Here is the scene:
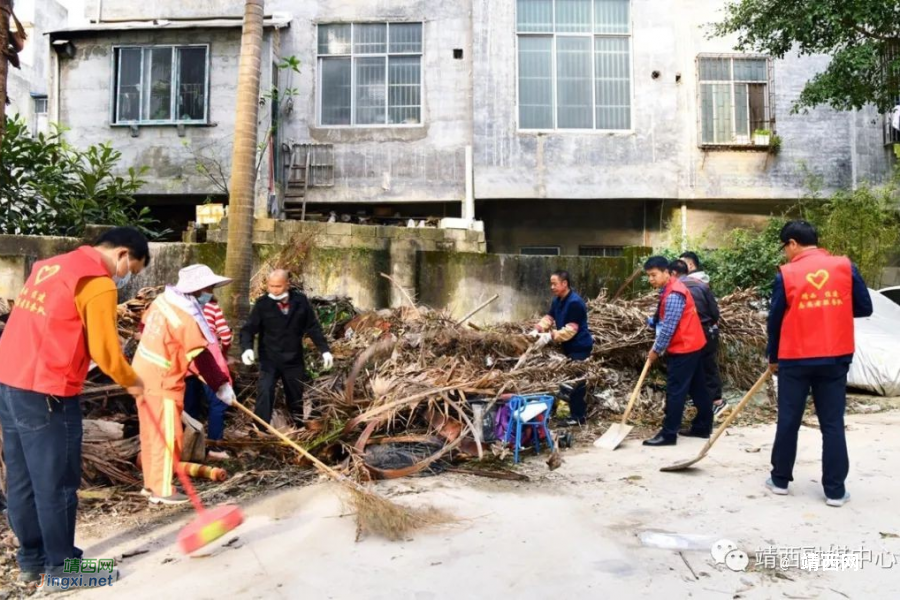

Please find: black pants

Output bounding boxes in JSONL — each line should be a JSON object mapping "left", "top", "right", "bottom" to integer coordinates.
{"left": 0, "top": 383, "right": 83, "bottom": 575}
{"left": 255, "top": 362, "right": 306, "bottom": 424}
{"left": 701, "top": 329, "right": 723, "bottom": 401}
{"left": 770, "top": 363, "right": 849, "bottom": 500}
{"left": 565, "top": 349, "right": 591, "bottom": 422}
{"left": 662, "top": 350, "right": 712, "bottom": 438}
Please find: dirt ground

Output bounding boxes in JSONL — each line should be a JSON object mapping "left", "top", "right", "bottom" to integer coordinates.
{"left": 19, "top": 408, "right": 886, "bottom": 600}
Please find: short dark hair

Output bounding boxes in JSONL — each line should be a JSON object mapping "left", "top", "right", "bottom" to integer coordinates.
{"left": 643, "top": 256, "right": 669, "bottom": 271}
{"left": 94, "top": 226, "right": 151, "bottom": 267}
{"left": 669, "top": 259, "right": 689, "bottom": 276}
{"left": 551, "top": 270, "right": 571, "bottom": 286}
{"left": 780, "top": 220, "right": 818, "bottom": 247}
{"left": 679, "top": 251, "right": 701, "bottom": 270}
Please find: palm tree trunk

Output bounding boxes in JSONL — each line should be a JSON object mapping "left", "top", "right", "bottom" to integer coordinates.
{"left": 0, "top": 0, "right": 13, "bottom": 145}
{"left": 222, "top": 0, "right": 265, "bottom": 325}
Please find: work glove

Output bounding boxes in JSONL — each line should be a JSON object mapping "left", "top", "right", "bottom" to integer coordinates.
{"left": 216, "top": 383, "right": 236, "bottom": 406}
{"left": 322, "top": 352, "right": 334, "bottom": 371}
{"left": 527, "top": 329, "right": 541, "bottom": 339}
{"left": 534, "top": 332, "right": 553, "bottom": 349}
{"left": 241, "top": 349, "right": 255, "bottom": 366}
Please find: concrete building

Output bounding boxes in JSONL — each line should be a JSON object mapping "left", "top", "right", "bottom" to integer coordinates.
{"left": 6, "top": 0, "right": 67, "bottom": 136}
{"left": 44, "top": 0, "right": 894, "bottom": 250}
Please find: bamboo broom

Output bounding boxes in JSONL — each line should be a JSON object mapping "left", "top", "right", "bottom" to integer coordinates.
{"left": 232, "top": 401, "right": 452, "bottom": 541}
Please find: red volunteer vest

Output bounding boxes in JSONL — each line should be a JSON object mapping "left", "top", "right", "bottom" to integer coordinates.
{"left": 0, "top": 246, "right": 111, "bottom": 396}
{"left": 659, "top": 278, "right": 706, "bottom": 355}
{"left": 778, "top": 248, "right": 854, "bottom": 360}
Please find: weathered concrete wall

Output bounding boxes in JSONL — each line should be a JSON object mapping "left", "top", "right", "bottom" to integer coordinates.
{"left": 206, "top": 219, "right": 486, "bottom": 253}
{"left": 0, "top": 235, "right": 645, "bottom": 323}
{"left": 472, "top": 0, "right": 892, "bottom": 202}
{"left": 416, "top": 247, "right": 648, "bottom": 323}
{"left": 52, "top": 27, "right": 274, "bottom": 201}
{"left": 6, "top": 0, "right": 68, "bottom": 132}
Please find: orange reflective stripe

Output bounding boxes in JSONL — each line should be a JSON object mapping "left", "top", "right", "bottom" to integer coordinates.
{"left": 137, "top": 344, "right": 172, "bottom": 369}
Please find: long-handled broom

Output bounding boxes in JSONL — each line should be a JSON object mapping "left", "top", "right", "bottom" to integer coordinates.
{"left": 232, "top": 401, "right": 451, "bottom": 541}
{"left": 140, "top": 398, "right": 244, "bottom": 553}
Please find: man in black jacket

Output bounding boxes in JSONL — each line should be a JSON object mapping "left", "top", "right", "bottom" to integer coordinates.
{"left": 240, "top": 270, "right": 333, "bottom": 425}
{"left": 669, "top": 260, "right": 726, "bottom": 416}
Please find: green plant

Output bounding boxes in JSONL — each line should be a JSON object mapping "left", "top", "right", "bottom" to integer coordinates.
{"left": 768, "top": 134, "right": 782, "bottom": 154}
{"left": 799, "top": 170, "right": 900, "bottom": 286}
{"left": 0, "top": 116, "right": 164, "bottom": 238}
{"left": 753, "top": 129, "right": 772, "bottom": 136}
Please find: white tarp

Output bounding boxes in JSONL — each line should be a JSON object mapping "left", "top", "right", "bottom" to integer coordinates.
{"left": 848, "top": 290, "right": 900, "bottom": 396}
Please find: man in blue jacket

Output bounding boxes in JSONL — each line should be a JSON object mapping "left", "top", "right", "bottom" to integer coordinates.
{"left": 529, "top": 270, "right": 594, "bottom": 426}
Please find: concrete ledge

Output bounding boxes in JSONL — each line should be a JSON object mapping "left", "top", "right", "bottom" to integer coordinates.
{"left": 351, "top": 224, "right": 377, "bottom": 238}
{"left": 326, "top": 222, "right": 352, "bottom": 236}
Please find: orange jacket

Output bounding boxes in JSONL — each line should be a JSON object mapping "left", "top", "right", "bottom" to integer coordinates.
{"left": 659, "top": 278, "right": 707, "bottom": 355}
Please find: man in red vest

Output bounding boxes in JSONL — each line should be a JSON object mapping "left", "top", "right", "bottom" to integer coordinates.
{"left": 766, "top": 220, "right": 872, "bottom": 507}
{"left": 642, "top": 256, "right": 712, "bottom": 446}
{"left": 0, "top": 227, "right": 149, "bottom": 587}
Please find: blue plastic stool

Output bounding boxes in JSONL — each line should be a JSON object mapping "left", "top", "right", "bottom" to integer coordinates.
{"left": 502, "top": 394, "right": 555, "bottom": 464}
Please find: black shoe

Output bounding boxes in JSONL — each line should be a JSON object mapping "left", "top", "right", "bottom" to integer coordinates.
{"left": 678, "top": 429, "right": 711, "bottom": 439}
{"left": 712, "top": 401, "right": 727, "bottom": 416}
{"left": 18, "top": 570, "right": 41, "bottom": 584}
{"left": 643, "top": 434, "right": 677, "bottom": 447}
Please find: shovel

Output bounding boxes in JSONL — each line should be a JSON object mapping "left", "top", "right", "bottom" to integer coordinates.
{"left": 660, "top": 369, "right": 772, "bottom": 473}
{"left": 594, "top": 358, "right": 652, "bottom": 450}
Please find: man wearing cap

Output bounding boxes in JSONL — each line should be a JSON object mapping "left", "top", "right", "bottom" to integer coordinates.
{"left": 0, "top": 227, "right": 148, "bottom": 587}
{"left": 240, "top": 269, "right": 333, "bottom": 426}
{"left": 132, "top": 264, "right": 236, "bottom": 505}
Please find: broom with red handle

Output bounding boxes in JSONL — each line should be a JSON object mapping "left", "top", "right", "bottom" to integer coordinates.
{"left": 139, "top": 397, "right": 244, "bottom": 553}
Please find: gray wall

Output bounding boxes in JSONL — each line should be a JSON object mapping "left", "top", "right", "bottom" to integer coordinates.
{"left": 472, "top": 0, "right": 892, "bottom": 201}
{"left": 6, "top": 0, "right": 68, "bottom": 132}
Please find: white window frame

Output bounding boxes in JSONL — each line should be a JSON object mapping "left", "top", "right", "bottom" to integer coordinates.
{"left": 515, "top": 0, "right": 634, "bottom": 133}
{"left": 110, "top": 44, "right": 211, "bottom": 126}
{"left": 697, "top": 54, "right": 773, "bottom": 147}
{"left": 315, "top": 22, "right": 425, "bottom": 129}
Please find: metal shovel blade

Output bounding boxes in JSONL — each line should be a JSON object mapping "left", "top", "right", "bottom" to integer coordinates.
{"left": 659, "top": 449, "right": 709, "bottom": 472}
{"left": 593, "top": 422, "right": 633, "bottom": 450}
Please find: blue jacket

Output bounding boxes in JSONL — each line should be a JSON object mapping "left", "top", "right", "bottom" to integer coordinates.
{"left": 547, "top": 290, "right": 593, "bottom": 357}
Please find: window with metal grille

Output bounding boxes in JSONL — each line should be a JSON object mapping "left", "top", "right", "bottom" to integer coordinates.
{"left": 317, "top": 23, "right": 423, "bottom": 127}
{"left": 112, "top": 46, "right": 209, "bottom": 124}
{"left": 698, "top": 55, "right": 773, "bottom": 146}
{"left": 516, "top": 0, "right": 632, "bottom": 131}
{"left": 520, "top": 246, "right": 561, "bottom": 256}
{"left": 33, "top": 96, "right": 48, "bottom": 114}
{"left": 578, "top": 245, "right": 623, "bottom": 257}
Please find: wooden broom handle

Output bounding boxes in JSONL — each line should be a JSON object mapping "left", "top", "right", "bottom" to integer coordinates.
{"left": 621, "top": 359, "right": 652, "bottom": 425}
{"left": 702, "top": 370, "right": 772, "bottom": 453}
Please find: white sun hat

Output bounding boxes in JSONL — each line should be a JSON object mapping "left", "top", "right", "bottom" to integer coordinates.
{"left": 174, "top": 264, "right": 232, "bottom": 294}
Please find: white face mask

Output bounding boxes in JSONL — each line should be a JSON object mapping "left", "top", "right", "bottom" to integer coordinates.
{"left": 112, "top": 254, "right": 132, "bottom": 290}
{"left": 268, "top": 292, "right": 289, "bottom": 301}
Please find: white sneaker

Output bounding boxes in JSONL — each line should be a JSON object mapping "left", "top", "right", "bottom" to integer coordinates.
{"left": 149, "top": 492, "right": 189, "bottom": 505}
{"left": 139, "top": 488, "right": 151, "bottom": 497}
{"left": 825, "top": 492, "right": 851, "bottom": 507}
{"left": 765, "top": 478, "right": 788, "bottom": 495}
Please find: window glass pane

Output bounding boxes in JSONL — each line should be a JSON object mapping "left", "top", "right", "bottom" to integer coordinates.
{"left": 318, "top": 24, "right": 351, "bottom": 55}
{"left": 517, "top": 0, "right": 553, "bottom": 33}
{"left": 700, "top": 85, "right": 714, "bottom": 144}
{"left": 556, "top": 37, "right": 593, "bottom": 129}
{"left": 699, "top": 57, "right": 731, "bottom": 81}
{"left": 594, "top": 0, "right": 629, "bottom": 34}
{"left": 177, "top": 47, "right": 206, "bottom": 121}
{"left": 388, "top": 56, "right": 421, "bottom": 124}
{"left": 355, "top": 57, "right": 386, "bottom": 125}
{"left": 735, "top": 83, "right": 749, "bottom": 139}
{"left": 389, "top": 23, "right": 422, "bottom": 53}
{"left": 594, "top": 36, "right": 630, "bottom": 129}
{"left": 321, "top": 57, "right": 351, "bottom": 125}
{"left": 748, "top": 83, "right": 768, "bottom": 131}
{"left": 711, "top": 83, "right": 733, "bottom": 142}
{"left": 144, "top": 47, "right": 172, "bottom": 121}
{"left": 117, "top": 48, "right": 142, "bottom": 121}
{"left": 555, "top": 0, "right": 591, "bottom": 33}
{"left": 518, "top": 36, "right": 553, "bottom": 128}
{"left": 354, "top": 24, "right": 387, "bottom": 54}
{"left": 734, "top": 58, "right": 767, "bottom": 81}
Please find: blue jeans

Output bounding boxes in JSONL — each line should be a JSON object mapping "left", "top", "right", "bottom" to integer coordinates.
{"left": 770, "top": 363, "right": 850, "bottom": 500}
{"left": 0, "top": 383, "right": 83, "bottom": 574}
{"left": 183, "top": 376, "right": 227, "bottom": 441}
